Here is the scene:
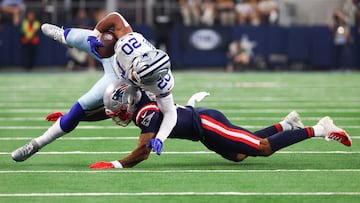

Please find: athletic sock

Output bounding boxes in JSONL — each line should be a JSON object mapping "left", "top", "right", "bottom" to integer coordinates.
{"left": 34, "top": 102, "right": 85, "bottom": 148}
{"left": 267, "top": 127, "right": 314, "bottom": 152}
{"left": 312, "top": 124, "right": 325, "bottom": 137}
{"left": 34, "top": 119, "right": 66, "bottom": 147}
{"left": 279, "top": 120, "right": 292, "bottom": 131}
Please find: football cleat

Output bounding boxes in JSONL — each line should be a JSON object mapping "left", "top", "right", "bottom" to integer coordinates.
{"left": 11, "top": 140, "right": 40, "bottom": 162}
{"left": 317, "top": 116, "right": 352, "bottom": 147}
{"left": 41, "top": 23, "right": 67, "bottom": 45}
{"left": 283, "top": 110, "right": 305, "bottom": 130}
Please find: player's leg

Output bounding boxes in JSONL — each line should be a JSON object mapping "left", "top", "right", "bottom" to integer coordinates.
{"left": 41, "top": 24, "right": 102, "bottom": 61}
{"left": 260, "top": 116, "right": 351, "bottom": 156}
{"left": 254, "top": 111, "right": 304, "bottom": 138}
{"left": 199, "top": 108, "right": 262, "bottom": 158}
{"left": 11, "top": 61, "right": 119, "bottom": 162}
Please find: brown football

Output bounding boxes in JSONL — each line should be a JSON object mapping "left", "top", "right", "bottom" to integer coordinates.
{"left": 96, "top": 31, "right": 116, "bottom": 58}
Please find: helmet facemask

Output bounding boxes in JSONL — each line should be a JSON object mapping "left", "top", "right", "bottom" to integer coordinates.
{"left": 105, "top": 103, "right": 133, "bottom": 127}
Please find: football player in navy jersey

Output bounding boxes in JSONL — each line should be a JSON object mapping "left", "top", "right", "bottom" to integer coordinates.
{"left": 11, "top": 12, "right": 175, "bottom": 162}
{"left": 90, "top": 80, "right": 352, "bottom": 169}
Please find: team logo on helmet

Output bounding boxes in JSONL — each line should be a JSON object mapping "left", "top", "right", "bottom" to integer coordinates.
{"left": 103, "top": 80, "right": 133, "bottom": 126}
{"left": 130, "top": 49, "right": 170, "bottom": 85}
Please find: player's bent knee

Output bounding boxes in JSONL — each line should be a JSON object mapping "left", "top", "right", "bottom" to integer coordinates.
{"left": 258, "top": 139, "right": 274, "bottom": 156}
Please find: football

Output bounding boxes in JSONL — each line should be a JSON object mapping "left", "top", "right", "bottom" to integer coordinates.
{"left": 96, "top": 31, "right": 116, "bottom": 58}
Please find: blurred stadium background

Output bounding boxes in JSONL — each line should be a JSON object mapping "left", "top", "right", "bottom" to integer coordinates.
{"left": 0, "top": 0, "right": 359, "bottom": 72}
{"left": 1, "top": 1, "right": 360, "bottom": 202}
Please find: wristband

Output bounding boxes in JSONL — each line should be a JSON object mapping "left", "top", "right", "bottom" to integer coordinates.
{"left": 111, "top": 160, "right": 123, "bottom": 168}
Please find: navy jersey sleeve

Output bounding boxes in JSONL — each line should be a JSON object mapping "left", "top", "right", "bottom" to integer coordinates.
{"left": 135, "top": 103, "right": 162, "bottom": 134}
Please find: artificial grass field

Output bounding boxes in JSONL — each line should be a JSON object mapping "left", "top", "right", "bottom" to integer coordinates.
{"left": 0, "top": 71, "right": 359, "bottom": 203}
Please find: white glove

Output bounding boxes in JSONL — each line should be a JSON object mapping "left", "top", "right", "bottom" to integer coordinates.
{"left": 186, "top": 91, "right": 210, "bottom": 107}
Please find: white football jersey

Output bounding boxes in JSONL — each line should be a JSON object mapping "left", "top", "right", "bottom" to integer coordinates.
{"left": 113, "top": 32, "right": 174, "bottom": 97}
{"left": 113, "top": 32, "right": 155, "bottom": 78}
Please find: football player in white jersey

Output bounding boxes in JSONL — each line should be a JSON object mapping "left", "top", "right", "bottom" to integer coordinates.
{"left": 87, "top": 12, "right": 176, "bottom": 154}
{"left": 11, "top": 12, "right": 175, "bottom": 162}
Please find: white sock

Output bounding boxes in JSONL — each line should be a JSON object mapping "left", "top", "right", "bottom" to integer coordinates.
{"left": 312, "top": 124, "right": 325, "bottom": 137}
{"left": 34, "top": 118, "right": 66, "bottom": 148}
{"left": 279, "top": 120, "right": 292, "bottom": 131}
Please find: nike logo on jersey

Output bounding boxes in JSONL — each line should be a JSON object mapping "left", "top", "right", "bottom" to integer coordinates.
{"left": 141, "top": 111, "right": 155, "bottom": 127}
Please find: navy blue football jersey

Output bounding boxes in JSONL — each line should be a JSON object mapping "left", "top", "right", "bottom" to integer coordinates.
{"left": 132, "top": 90, "right": 263, "bottom": 159}
{"left": 132, "top": 91, "right": 203, "bottom": 141}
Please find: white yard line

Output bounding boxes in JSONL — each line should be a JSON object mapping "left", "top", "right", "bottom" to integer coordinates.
{"left": 0, "top": 169, "right": 359, "bottom": 173}
{"left": 0, "top": 126, "right": 138, "bottom": 129}
{"left": 2, "top": 109, "right": 360, "bottom": 113}
{"left": 0, "top": 192, "right": 359, "bottom": 197}
{"left": 1, "top": 116, "right": 360, "bottom": 121}
{"left": 0, "top": 151, "right": 359, "bottom": 155}
{"left": 1, "top": 125, "right": 360, "bottom": 130}
{"left": 1, "top": 136, "right": 360, "bottom": 140}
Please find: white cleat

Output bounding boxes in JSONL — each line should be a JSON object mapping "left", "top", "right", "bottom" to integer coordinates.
{"left": 11, "top": 140, "right": 40, "bottom": 162}
{"left": 41, "top": 23, "right": 67, "bottom": 45}
{"left": 283, "top": 110, "right": 305, "bottom": 130}
{"left": 317, "top": 116, "right": 352, "bottom": 147}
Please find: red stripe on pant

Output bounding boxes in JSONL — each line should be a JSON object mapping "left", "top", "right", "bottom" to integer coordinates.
{"left": 200, "top": 115, "right": 260, "bottom": 149}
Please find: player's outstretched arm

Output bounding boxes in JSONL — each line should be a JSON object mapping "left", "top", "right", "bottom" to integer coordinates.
{"left": 89, "top": 133, "right": 154, "bottom": 169}
{"left": 93, "top": 12, "right": 133, "bottom": 40}
{"left": 46, "top": 107, "right": 110, "bottom": 122}
{"left": 153, "top": 93, "right": 177, "bottom": 153}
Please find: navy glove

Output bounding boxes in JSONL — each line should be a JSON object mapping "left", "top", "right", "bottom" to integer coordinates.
{"left": 87, "top": 35, "right": 104, "bottom": 58}
{"left": 147, "top": 138, "right": 163, "bottom": 156}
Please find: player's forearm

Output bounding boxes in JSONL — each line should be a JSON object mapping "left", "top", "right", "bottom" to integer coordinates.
{"left": 81, "top": 107, "right": 110, "bottom": 121}
{"left": 156, "top": 94, "right": 177, "bottom": 142}
{"left": 118, "top": 133, "right": 154, "bottom": 168}
{"left": 94, "top": 12, "right": 132, "bottom": 39}
{"left": 119, "top": 145, "right": 151, "bottom": 168}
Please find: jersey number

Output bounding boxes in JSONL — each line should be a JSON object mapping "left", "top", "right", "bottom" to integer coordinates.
{"left": 157, "top": 73, "right": 171, "bottom": 90}
{"left": 121, "top": 38, "right": 141, "bottom": 55}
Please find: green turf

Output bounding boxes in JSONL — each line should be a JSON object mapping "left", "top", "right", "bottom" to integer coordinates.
{"left": 0, "top": 71, "right": 359, "bottom": 203}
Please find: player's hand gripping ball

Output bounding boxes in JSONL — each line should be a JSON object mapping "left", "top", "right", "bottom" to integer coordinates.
{"left": 96, "top": 31, "right": 116, "bottom": 58}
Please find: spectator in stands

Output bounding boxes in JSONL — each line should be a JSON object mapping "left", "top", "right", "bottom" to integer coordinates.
{"left": 257, "top": 0, "right": 279, "bottom": 25}
{"left": 234, "top": 0, "right": 259, "bottom": 25}
{"left": 0, "top": 0, "right": 23, "bottom": 25}
{"left": 20, "top": 10, "right": 40, "bottom": 71}
{"left": 330, "top": 6, "right": 354, "bottom": 71}
{"left": 153, "top": 1, "right": 173, "bottom": 52}
{"left": 40, "top": 0, "right": 54, "bottom": 23}
{"left": 226, "top": 34, "right": 256, "bottom": 72}
{"left": 200, "top": 0, "right": 216, "bottom": 26}
{"left": 216, "top": 0, "right": 235, "bottom": 26}
{"left": 66, "top": 8, "right": 96, "bottom": 72}
{"left": 355, "top": 1, "right": 360, "bottom": 69}
{"left": 179, "top": 0, "right": 201, "bottom": 26}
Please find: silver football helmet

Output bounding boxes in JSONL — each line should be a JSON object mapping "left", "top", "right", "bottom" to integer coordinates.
{"left": 129, "top": 49, "right": 170, "bottom": 85}
{"left": 103, "top": 80, "right": 133, "bottom": 126}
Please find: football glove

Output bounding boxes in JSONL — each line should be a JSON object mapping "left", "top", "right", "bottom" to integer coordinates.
{"left": 89, "top": 160, "right": 123, "bottom": 169}
{"left": 87, "top": 35, "right": 104, "bottom": 59}
{"left": 147, "top": 138, "right": 163, "bottom": 155}
{"left": 45, "top": 111, "right": 64, "bottom": 122}
{"left": 89, "top": 161, "right": 114, "bottom": 169}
